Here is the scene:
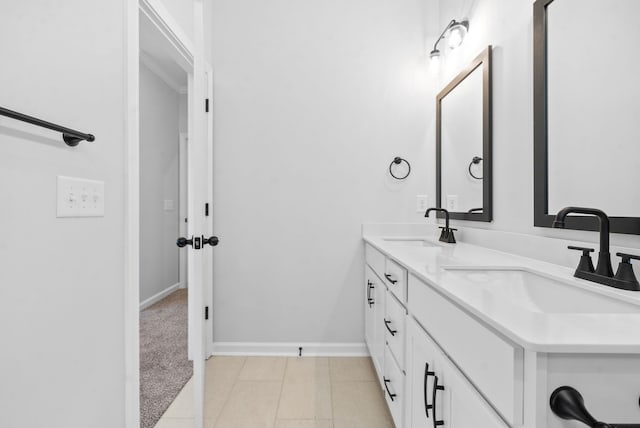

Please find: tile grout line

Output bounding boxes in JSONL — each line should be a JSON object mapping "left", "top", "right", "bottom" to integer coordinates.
{"left": 328, "top": 358, "right": 336, "bottom": 428}
{"left": 209, "top": 356, "right": 248, "bottom": 428}
{"left": 329, "top": 358, "right": 337, "bottom": 428}
{"left": 271, "top": 357, "right": 288, "bottom": 428}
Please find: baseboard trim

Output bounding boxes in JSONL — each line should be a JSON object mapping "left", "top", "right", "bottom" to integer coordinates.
{"left": 210, "top": 342, "right": 369, "bottom": 357}
{"left": 139, "top": 282, "right": 181, "bottom": 311}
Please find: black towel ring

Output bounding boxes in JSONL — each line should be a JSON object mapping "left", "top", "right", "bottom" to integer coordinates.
{"left": 389, "top": 157, "right": 411, "bottom": 180}
{"left": 468, "top": 156, "right": 483, "bottom": 180}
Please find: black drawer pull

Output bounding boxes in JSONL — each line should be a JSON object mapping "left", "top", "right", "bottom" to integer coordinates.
{"left": 383, "top": 377, "right": 397, "bottom": 401}
{"left": 433, "top": 375, "right": 445, "bottom": 427}
{"left": 367, "top": 280, "right": 375, "bottom": 307}
{"left": 424, "top": 362, "right": 434, "bottom": 418}
{"left": 384, "top": 319, "right": 397, "bottom": 336}
{"left": 384, "top": 273, "right": 398, "bottom": 284}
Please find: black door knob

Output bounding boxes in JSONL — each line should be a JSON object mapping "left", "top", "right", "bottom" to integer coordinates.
{"left": 176, "top": 237, "right": 193, "bottom": 248}
{"left": 203, "top": 236, "right": 219, "bottom": 247}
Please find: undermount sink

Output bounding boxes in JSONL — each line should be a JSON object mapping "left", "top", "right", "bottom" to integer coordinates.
{"left": 381, "top": 238, "right": 439, "bottom": 247}
{"left": 442, "top": 267, "right": 639, "bottom": 314}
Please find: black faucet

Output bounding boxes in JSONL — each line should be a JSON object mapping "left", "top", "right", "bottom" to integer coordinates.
{"left": 553, "top": 206, "right": 640, "bottom": 291}
{"left": 425, "top": 208, "right": 456, "bottom": 243}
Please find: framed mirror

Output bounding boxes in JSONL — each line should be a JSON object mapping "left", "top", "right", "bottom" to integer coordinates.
{"left": 436, "top": 46, "right": 493, "bottom": 222}
{"left": 534, "top": 0, "right": 640, "bottom": 234}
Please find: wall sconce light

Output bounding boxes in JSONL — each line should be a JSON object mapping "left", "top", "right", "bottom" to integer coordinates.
{"left": 429, "top": 19, "right": 469, "bottom": 64}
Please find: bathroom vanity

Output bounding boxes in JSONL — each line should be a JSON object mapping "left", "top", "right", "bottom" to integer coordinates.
{"left": 363, "top": 228, "right": 640, "bottom": 428}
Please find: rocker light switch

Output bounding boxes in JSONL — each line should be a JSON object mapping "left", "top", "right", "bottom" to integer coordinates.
{"left": 416, "top": 195, "right": 429, "bottom": 212}
{"left": 446, "top": 195, "right": 459, "bottom": 212}
{"left": 57, "top": 176, "right": 105, "bottom": 217}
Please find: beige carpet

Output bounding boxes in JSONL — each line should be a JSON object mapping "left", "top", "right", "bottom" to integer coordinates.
{"left": 140, "top": 288, "right": 192, "bottom": 428}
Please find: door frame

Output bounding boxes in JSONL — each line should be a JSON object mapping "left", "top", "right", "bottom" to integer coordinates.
{"left": 179, "top": 132, "right": 188, "bottom": 291}
{"left": 124, "top": 1, "right": 207, "bottom": 427}
{"left": 204, "top": 63, "right": 214, "bottom": 358}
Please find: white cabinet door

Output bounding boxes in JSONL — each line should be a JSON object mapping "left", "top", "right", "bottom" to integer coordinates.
{"left": 365, "top": 266, "right": 384, "bottom": 384}
{"left": 364, "top": 267, "right": 376, "bottom": 353}
{"left": 408, "top": 318, "right": 441, "bottom": 428}
{"left": 444, "top": 360, "right": 508, "bottom": 428}
{"left": 408, "top": 318, "right": 507, "bottom": 428}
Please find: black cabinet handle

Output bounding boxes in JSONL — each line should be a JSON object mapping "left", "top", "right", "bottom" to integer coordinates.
{"left": 366, "top": 281, "right": 375, "bottom": 307}
{"left": 384, "top": 273, "right": 398, "bottom": 284}
{"left": 424, "top": 362, "right": 435, "bottom": 418}
{"left": 383, "top": 377, "right": 397, "bottom": 401}
{"left": 432, "top": 375, "right": 445, "bottom": 427}
{"left": 384, "top": 319, "right": 397, "bottom": 336}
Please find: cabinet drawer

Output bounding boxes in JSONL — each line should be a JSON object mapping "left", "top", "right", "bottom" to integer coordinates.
{"left": 408, "top": 274, "right": 523, "bottom": 426}
{"left": 365, "top": 244, "right": 386, "bottom": 280}
{"left": 384, "top": 346, "right": 404, "bottom": 428}
{"left": 384, "top": 290, "right": 406, "bottom": 370}
{"left": 384, "top": 258, "right": 407, "bottom": 302}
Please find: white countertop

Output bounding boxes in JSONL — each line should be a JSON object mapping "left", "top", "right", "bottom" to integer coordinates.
{"left": 364, "top": 233, "right": 640, "bottom": 353}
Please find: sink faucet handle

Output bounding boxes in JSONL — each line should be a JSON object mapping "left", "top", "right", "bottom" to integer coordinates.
{"left": 568, "top": 246, "right": 594, "bottom": 255}
{"left": 616, "top": 252, "right": 640, "bottom": 263}
{"left": 568, "top": 246, "right": 595, "bottom": 274}
{"left": 614, "top": 253, "right": 640, "bottom": 285}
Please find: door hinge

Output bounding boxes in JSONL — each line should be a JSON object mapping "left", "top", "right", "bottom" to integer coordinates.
{"left": 205, "top": 203, "right": 209, "bottom": 216}
{"left": 205, "top": 306, "right": 209, "bottom": 320}
{"left": 205, "top": 98, "right": 210, "bottom": 112}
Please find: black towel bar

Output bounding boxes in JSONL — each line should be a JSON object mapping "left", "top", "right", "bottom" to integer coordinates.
{"left": 0, "top": 106, "right": 95, "bottom": 146}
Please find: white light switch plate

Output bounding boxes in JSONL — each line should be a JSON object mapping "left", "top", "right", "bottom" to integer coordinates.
{"left": 416, "top": 195, "right": 429, "bottom": 212}
{"left": 57, "top": 176, "right": 105, "bottom": 217}
{"left": 446, "top": 195, "right": 459, "bottom": 212}
{"left": 163, "top": 199, "right": 175, "bottom": 211}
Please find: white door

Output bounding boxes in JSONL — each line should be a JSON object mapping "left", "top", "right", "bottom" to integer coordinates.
{"left": 179, "top": 54, "right": 216, "bottom": 428}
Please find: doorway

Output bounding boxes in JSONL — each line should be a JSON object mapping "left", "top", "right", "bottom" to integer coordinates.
{"left": 138, "top": 44, "right": 190, "bottom": 427}
{"left": 126, "top": 1, "right": 212, "bottom": 428}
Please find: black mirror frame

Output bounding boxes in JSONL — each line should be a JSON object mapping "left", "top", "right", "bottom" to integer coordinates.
{"left": 436, "top": 45, "right": 493, "bottom": 222}
{"left": 533, "top": 0, "right": 640, "bottom": 235}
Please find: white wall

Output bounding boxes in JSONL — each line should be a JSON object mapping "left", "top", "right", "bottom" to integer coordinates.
{"left": 139, "top": 63, "right": 181, "bottom": 302}
{"left": 0, "top": 2, "right": 126, "bottom": 427}
{"left": 434, "top": 0, "right": 640, "bottom": 249}
{"left": 210, "top": 0, "right": 439, "bottom": 344}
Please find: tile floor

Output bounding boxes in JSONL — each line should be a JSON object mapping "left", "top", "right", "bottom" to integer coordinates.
{"left": 155, "top": 356, "right": 394, "bottom": 428}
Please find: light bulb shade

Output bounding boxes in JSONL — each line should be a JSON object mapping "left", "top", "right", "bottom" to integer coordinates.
{"left": 447, "top": 20, "right": 468, "bottom": 49}
{"left": 429, "top": 49, "right": 441, "bottom": 60}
